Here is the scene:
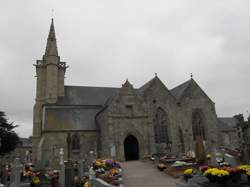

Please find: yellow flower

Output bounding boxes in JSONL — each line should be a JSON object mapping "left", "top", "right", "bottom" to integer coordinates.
{"left": 203, "top": 168, "right": 229, "bottom": 177}
{"left": 111, "top": 168, "right": 119, "bottom": 175}
{"left": 184, "top": 168, "right": 193, "bottom": 175}
{"left": 33, "top": 176, "right": 40, "bottom": 184}
{"left": 238, "top": 165, "right": 250, "bottom": 172}
{"left": 84, "top": 181, "right": 90, "bottom": 187}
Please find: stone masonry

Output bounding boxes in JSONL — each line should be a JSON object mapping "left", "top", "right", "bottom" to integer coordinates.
{"left": 33, "top": 19, "right": 224, "bottom": 166}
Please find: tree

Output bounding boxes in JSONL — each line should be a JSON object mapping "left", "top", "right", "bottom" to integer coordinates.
{"left": 0, "top": 111, "right": 20, "bottom": 155}
{"left": 234, "top": 114, "right": 250, "bottom": 163}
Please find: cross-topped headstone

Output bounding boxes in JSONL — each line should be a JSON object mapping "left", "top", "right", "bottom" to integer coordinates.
{"left": 59, "top": 148, "right": 65, "bottom": 187}
{"left": 66, "top": 133, "right": 71, "bottom": 160}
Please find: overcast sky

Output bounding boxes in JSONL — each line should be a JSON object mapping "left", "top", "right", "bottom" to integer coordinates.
{"left": 1, "top": 0, "right": 250, "bottom": 137}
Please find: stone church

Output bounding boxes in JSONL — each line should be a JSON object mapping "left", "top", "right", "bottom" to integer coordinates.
{"left": 33, "top": 19, "right": 220, "bottom": 164}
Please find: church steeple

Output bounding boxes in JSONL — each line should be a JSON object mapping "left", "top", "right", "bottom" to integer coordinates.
{"left": 45, "top": 19, "right": 58, "bottom": 56}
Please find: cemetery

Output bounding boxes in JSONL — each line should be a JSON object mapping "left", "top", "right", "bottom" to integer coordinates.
{"left": 0, "top": 148, "right": 123, "bottom": 187}
{"left": 1, "top": 135, "right": 250, "bottom": 187}
{"left": 1, "top": 2, "right": 250, "bottom": 187}
{"left": 150, "top": 136, "right": 250, "bottom": 187}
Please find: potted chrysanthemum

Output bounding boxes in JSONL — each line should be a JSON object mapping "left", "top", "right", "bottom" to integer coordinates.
{"left": 203, "top": 168, "right": 230, "bottom": 184}
{"left": 238, "top": 165, "right": 250, "bottom": 181}
{"left": 183, "top": 168, "right": 193, "bottom": 182}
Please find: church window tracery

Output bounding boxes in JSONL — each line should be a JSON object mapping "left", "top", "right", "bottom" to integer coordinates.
{"left": 192, "top": 109, "right": 206, "bottom": 140}
{"left": 154, "top": 107, "right": 169, "bottom": 144}
{"left": 72, "top": 133, "right": 80, "bottom": 150}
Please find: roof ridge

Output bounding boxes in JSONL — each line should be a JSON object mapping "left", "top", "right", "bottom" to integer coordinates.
{"left": 65, "top": 85, "right": 119, "bottom": 89}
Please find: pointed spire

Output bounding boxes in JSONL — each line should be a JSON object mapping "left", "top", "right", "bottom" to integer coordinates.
{"left": 45, "top": 19, "right": 58, "bottom": 56}
{"left": 122, "top": 79, "right": 133, "bottom": 89}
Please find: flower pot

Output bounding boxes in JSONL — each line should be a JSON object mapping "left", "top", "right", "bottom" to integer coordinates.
{"left": 183, "top": 174, "right": 193, "bottom": 182}
{"left": 207, "top": 175, "right": 216, "bottom": 183}
{"left": 229, "top": 172, "right": 240, "bottom": 183}
{"left": 248, "top": 175, "right": 250, "bottom": 181}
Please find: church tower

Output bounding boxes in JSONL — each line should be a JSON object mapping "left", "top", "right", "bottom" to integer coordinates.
{"left": 32, "top": 19, "right": 67, "bottom": 161}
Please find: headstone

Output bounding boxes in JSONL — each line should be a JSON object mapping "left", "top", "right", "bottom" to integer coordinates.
{"left": 195, "top": 136, "right": 206, "bottom": 163}
{"left": 1, "top": 165, "right": 8, "bottom": 185}
{"left": 78, "top": 160, "right": 84, "bottom": 178}
{"left": 65, "top": 161, "right": 74, "bottom": 187}
{"left": 10, "top": 158, "right": 22, "bottom": 187}
{"left": 59, "top": 164, "right": 65, "bottom": 187}
{"left": 87, "top": 150, "right": 95, "bottom": 170}
{"left": 110, "top": 145, "right": 116, "bottom": 157}
{"left": 89, "top": 167, "right": 96, "bottom": 183}
{"left": 59, "top": 148, "right": 64, "bottom": 165}
{"left": 59, "top": 148, "right": 65, "bottom": 187}
{"left": 224, "top": 153, "right": 237, "bottom": 167}
{"left": 34, "top": 160, "right": 45, "bottom": 171}
{"left": 210, "top": 142, "right": 218, "bottom": 167}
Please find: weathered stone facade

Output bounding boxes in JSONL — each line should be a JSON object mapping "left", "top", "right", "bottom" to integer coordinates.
{"left": 33, "top": 20, "right": 223, "bottom": 165}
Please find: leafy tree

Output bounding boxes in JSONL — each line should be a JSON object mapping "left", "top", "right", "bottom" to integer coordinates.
{"left": 234, "top": 113, "right": 250, "bottom": 163}
{"left": 234, "top": 114, "right": 249, "bottom": 129}
{"left": 0, "top": 111, "right": 20, "bottom": 155}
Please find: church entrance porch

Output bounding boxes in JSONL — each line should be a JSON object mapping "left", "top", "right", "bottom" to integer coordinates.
{"left": 124, "top": 135, "right": 139, "bottom": 161}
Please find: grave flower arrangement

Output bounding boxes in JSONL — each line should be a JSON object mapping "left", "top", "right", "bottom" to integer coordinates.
{"left": 183, "top": 168, "right": 193, "bottom": 181}
{"left": 92, "top": 159, "right": 122, "bottom": 186}
{"left": 203, "top": 168, "right": 230, "bottom": 183}
{"left": 21, "top": 169, "right": 59, "bottom": 187}
{"left": 221, "top": 166, "right": 241, "bottom": 183}
{"left": 238, "top": 165, "right": 250, "bottom": 181}
{"left": 238, "top": 165, "right": 250, "bottom": 174}
{"left": 199, "top": 165, "right": 210, "bottom": 174}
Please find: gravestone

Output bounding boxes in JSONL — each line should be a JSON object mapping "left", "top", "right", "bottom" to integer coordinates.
{"left": 224, "top": 153, "right": 237, "bottom": 167}
{"left": 34, "top": 160, "right": 45, "bottom": 171}
{"left": 89, "top": 167, "right": 96, "bottom": 185}
{"left": 210, "top": 142, "right": 218, "bottom": 167}
{"left": 195, "top": 136, "right": 206, "bottom": 163}
{"left": 78, "top": 160, "right": 84, "bottom": 178}
{"left": 59, "top": 163, "right": 65, "bottom": 187}
{"left": 87, "top": 151, "right": 95, "bottom": 169}
{"left": 59, "top": 148, "right": 65, "bottom": 187}
{"left": 1, "top": 165, "right": 8, "bottom": 185}
{"left": 65, "top": 161, "right": 74, "bottom": 187}
{"left": 10, "top": 158, "right": 22, "bottom": 187}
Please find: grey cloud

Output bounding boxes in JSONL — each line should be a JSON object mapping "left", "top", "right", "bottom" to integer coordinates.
{"left": 1, "top": 0, "right": 250, "bottom": 137}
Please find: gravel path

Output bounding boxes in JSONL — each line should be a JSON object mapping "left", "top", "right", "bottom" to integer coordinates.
{"left": 121, "top": 161, "right": 180, "bottom": 187}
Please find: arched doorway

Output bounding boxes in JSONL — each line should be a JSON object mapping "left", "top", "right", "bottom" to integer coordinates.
{"left": 124, "top": 135, "right": 139, "bottom": 161}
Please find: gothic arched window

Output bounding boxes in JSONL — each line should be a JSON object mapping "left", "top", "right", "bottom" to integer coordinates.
{"left": 192, "top": 109, "right": 206, "bottom": 140}
{"left": 72, "top": 133, "right": 80, "bottom": 150}
{"left": 154, "top": 107, "right": 169, "bottom": 144}
{"left": 179, "top": 127, "right": 185, "bottom": 153}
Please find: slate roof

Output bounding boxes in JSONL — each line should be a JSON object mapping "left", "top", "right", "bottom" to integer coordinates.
{"left": 57, "top": 85, "right": 119, "bottom": 106}
{"left": 217, "top": 117, "right": 238, "bottom": 133}
{"left": 139, "top": 77, "right": 155, "bottom": 93}
{"left": 18, "top": 138, "right": 32, "bottom": 148}
{"left": 47, "top": 78, "right": 214, "bottom": 131}
{"left": 45, "top": 107, "right": 101, "bottom": 130}
{"left": 218, "top": 117, "right": 238, "bottom": 128}
{"left": 170, "top": 78, "right": 214, "bottom": 103}
{"left": 46, "top": 86, "right": 119, "bottom": 131}
{"left": 170, "top": 79, "right": 192, "bottom": 100}
{"left": 138, "top": 76, "right": 170, "bottom": 94}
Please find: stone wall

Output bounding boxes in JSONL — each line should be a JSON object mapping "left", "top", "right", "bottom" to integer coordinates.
{"left": 179, "top": 80, "right": 219, "bottom": 151}
{"left": 37, "top": 131, "right": 98, "bottom": 168}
